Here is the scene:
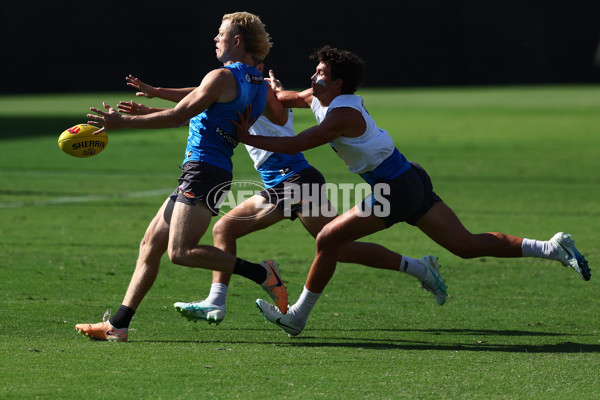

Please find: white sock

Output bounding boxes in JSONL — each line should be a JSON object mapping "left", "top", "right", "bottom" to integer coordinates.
{"left": 521, "top": 238, "right": 558, "bottom": 260}
{"left": 399, "top": 256, "right": 428, "bottom": 281}
{"left": 204, "top": 283, "right": 228, "bottom": 306}
{"left": 290, "top": 286, "right": 321, "bottom": 323}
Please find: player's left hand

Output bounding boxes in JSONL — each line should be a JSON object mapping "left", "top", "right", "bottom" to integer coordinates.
{"left": 232, "top": 104, "right": 256, "bottom": 143}
{"left": 126, "top": 75, "right": 157, "bottom": 98}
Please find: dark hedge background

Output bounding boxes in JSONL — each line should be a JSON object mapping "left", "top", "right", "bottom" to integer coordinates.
{"left": 2, "top": 0, "right": 599, "bottom": 93}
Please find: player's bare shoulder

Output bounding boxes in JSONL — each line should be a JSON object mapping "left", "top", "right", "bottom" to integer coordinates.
{"left": 198, "top": 67, "right": 238, "bottom": 103}
{"left": 323, "top": 106, "right": 365, "bottom": 138}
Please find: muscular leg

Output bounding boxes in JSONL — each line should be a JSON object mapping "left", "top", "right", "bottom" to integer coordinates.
{"left": 416, "top": 201, "right": 523, "bottom": 259}
{"left": 168, "top": 199, "right": 289, "bottom": 310}
{"left": 122, "top": 198, "right": 173, "bottom": 310}
{"left": 173, "top": 196, "right": 292, "bottom": 319}
{"left": 416, "top": 201, "right": 590, "bottom": 280}
{"left": 210, "top": 195, "right": 284, "bottom": 285}
{"left": 167, "top": 201, "right": 238, "bottom": 270}
{"left": 257, "top": 205, "right": 449, "bottom": 335}
{"left": 298, "top": 202, "right": 401, "bottom": 271}
{"left": 305, "top": 206, "right": 388, "bottom": 293}
{"left": 258, "top": 207, "right": 391, "bottom": 334}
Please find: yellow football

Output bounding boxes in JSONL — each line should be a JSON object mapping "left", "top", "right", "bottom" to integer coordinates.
{"left": 58, "top": 124, "right": 108, "bottom": 158}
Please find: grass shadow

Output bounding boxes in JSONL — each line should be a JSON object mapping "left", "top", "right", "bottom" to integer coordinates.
{"left": 135, "top": 338, "right": 600, "bottom": 353}
{"left": 135, "top": 328, "right": 599, "bottom": 353}
{"left": 0, "top": 116, "right": 83, "bottom": 140}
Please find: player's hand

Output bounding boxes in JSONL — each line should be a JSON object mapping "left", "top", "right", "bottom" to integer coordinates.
{"left": 232, "top": 104, "right": 256, "bottom": 143}
{"left": 126, "top": 75, "right": 157, "bottom": 98}
{"left": 87, "top": 102, "right": 127, "bottom": 134}
{"left": 118, "top": 100, "right": 150, "bottom": 115}
{"left": 266, "top": 69, "right": 284, "bottom": 91}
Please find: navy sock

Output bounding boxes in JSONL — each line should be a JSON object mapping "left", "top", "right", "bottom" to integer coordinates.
{"left": 109, "top": 305, "right": 135, "bottom": 329}
{"left": 232, "top": 258, "right": 267, "bottom": 284}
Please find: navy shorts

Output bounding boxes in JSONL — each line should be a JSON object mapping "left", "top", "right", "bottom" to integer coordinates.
{"left": 257, "top": 166, "right": 328, "bottom": 221}
{"left": 362, "top": 162, "right": 442, "bottom": 227}
{"left": 169, "top": 161, "right": 232, "bottom": 215}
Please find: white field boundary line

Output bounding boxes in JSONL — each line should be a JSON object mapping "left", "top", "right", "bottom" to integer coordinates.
{"left": 0, "top": 188, "right": 172, "bottom": 208}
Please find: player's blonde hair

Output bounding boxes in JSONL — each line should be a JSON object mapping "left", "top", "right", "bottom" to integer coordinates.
{"left": 223, "top": 12, "right": 272, "bottom": 61}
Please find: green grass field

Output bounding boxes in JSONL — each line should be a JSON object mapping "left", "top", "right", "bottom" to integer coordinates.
{"left": 0, "top": 86, "right": 599, "bottom": 399}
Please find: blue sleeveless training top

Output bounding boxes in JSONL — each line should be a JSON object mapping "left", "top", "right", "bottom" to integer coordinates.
{"left": 184, "top": 63, "right": 267, "bottom": 172}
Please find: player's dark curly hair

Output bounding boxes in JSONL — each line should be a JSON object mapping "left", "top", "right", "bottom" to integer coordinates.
{"left": 310, "top": 45, "right": 364, "bottom": 94}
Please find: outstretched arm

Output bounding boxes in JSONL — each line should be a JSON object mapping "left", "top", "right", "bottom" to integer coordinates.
{"left": 268, "top": 69, "right": 313, "bottom": 108}
{"left": 126, "top": 74, "right": 195, "bottom": 103}
{"left": 275, "top": 88, "right": 313, "bottom": 108}
{"left": 125, "top": 72, "right": 288, "bottom": 126}
{"left": 88, "top": 68, "right": 234, "bottom": 133}
{"left": 117, "top": 100, "right": 165, "bottom": 115}
{"left": 117, "top": 100, "right": 192, "bottom": 127}
{"left": 233, "top": 105, "right": 358, "bottom": 154}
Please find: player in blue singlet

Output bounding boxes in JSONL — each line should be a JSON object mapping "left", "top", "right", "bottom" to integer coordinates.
{"left": 75, "top": 12, "right": 289, "bottom": 342}
{"left": 183, "top": 62, "right": 266, "bottom": 173}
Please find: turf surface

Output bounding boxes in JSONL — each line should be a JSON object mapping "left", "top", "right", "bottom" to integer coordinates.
{"left": 0, "top": 86, "right": 598, "bottom": 399}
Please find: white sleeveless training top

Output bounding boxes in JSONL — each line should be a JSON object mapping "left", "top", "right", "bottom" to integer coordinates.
{"left": 310, "top": 94, "right": 395, "bottom": 174}
{"left": 244, "top": 110, "right": 295, "bottom": 169}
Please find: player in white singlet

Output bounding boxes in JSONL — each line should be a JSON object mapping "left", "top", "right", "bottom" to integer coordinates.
{"left": 234, "top": 45, "right": 590, "bottom": 337}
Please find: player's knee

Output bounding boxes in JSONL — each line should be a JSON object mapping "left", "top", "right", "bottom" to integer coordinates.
{"left": 212, "top": 217, "right": 243, "bottom": 241}
{"left": 167, "top": 244, "right": 186, "bottom": 265}
{"left": 315, "top": 226, "right": 342, "bottom": 252}
{"left": 212, "top": 218, "right": 228, "bottom": 239}
{"left": 139, "top": 235, "right": 167, "bottom": 262}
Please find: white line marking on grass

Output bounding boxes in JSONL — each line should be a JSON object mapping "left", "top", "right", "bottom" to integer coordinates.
{"left": 0, "top": 189, "right": 172, "bottom": 208}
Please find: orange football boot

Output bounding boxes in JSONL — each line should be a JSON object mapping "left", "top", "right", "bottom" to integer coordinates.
{"left": 260, "top": 260, "right": 289, "bottom": 314}
{"left": 75, "top": 320, "right": 128, "bottom": 342}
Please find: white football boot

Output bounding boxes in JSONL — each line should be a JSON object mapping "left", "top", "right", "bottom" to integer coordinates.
{"left": 549, "top": 232, "right": 591, "bottom": 281}
{"left": 174, "top": 300, "right": 226, "bottom": 325}
{"left": 256, "top": 299, "right": 304, "bottom": 336}
{"left": 419, "top": 255, "right": 447, "bottom": 305}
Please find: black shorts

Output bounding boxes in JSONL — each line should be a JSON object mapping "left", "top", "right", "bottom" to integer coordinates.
{"left": 257, "top": 166, "right": 328, "bottom": 221}
{"left": 169, "top": 161, "right": 232, "bottom": 215}
{"left": 362, "top": 162, "right": 442, "bottom": 227}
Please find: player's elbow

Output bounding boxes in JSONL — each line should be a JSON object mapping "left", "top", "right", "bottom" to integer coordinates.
{"left": 270, "top": 114, "right": 288, "bottom": 126}
{"left": 263, "top": 108, "right": 289, "bottom": 127}
{"left": 171, "top": 115, "right": 191, "bottom": 128}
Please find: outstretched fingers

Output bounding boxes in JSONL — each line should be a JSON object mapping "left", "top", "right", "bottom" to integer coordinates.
{"left": 231, "top": 105, "right": 255, "bottom": 142}
{"left": 125, "top": 74, "right": 153, "bottom": 98}
{"left": 233, "top": 105, "right": 255, "bottom": 127}
{"left": 87, "top": 102, "right": 113, "bottom": 134}
{"left": 117, "top": 100, "right": 142, "bottom": 115}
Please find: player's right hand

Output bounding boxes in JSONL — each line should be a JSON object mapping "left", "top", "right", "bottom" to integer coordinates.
{"left": 232, "top": 104, "right": 256, "bottom": 143}
{"left": 117, "top": 100, "right": 150, "bottom": 115}
{"left": 267, "top": 69, "right": 284, "bottom": 91}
